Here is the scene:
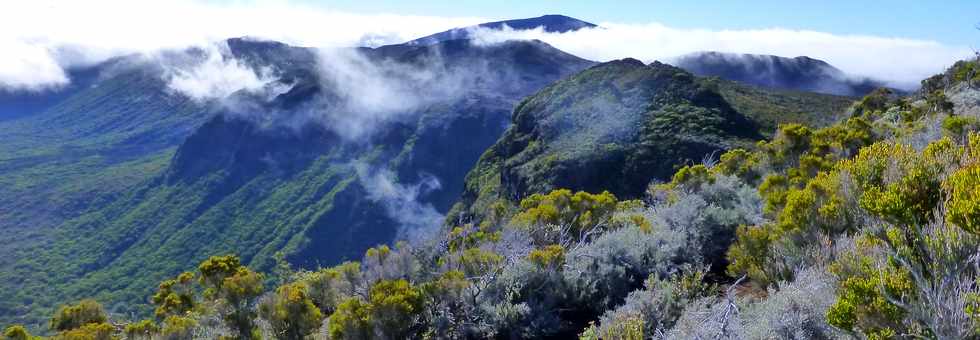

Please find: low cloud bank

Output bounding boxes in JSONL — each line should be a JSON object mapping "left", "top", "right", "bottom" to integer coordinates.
{"left": 0, "top": 0, "right": 972, "bottom": 91}
{"left": 469, "top": 23, "right": 974, "bottom": 89}
{"left": 160, "top": 42, "right": 282, "bottom": 101}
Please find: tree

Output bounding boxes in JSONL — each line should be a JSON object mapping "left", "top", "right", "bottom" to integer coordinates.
{"left": 327, "top": 279, "right": 424, "bottom": 339}
{"left": 295, "top": 262, "right": 361, "bottom": 316}
{"left": 198, "top": 255, "right": 264, "bottom": 339}
{"left": 49, "top": 299, "right": 108, "bottom": 332}
{"left": 259, "top": 283, "right": 323, "bottom": 340}
{"left": 151, "top": 271, "right": 196, "bottom": 319}
{"left": 160, "top": 315, "right": 196, "bottom": 340}
{"left": 328, "top": 298, "right": 372, "bottom": 340}
{"left": 368, "top": 279, "right": 424, "bottom": 339}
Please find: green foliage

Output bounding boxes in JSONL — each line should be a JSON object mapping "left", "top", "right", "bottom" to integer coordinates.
{"left": 943, "top": 115, "right": 979, "bottom": 139}
{"left": 3, "top": 325, "right": 39, "bottom": 340}
{"left": 726, "top": 224, "right": 778, "bottom": 285}
{"left": 952, "top": 60, "right": 980, "bottom": 83}
{"left": 160, "top": 316, "right": 196, "bottom": 340}
{"left": 327, "top": 279, "right": 424, "bottom": 340}
{"left": 763, "top": 123, "right": 812, "bottom": 167}
{"left": 827, "top": 236, "right": 914, "bottom": 339}
{"left": 946, "top": 163, "right": 980, "bottom": 234}
{"left": 513, "top": 189, "right": 618, "bottom": 230}
{"left": 50, "top": 322, "right": 116, "bottom": 340}
{"left": 295, "top": 261, "right": 360, "bottom": 315}
{"left": 456, "top": 248, "right": 503, "bottom": 277}
{"left": 511, "top": 189, "right": 618, "bottom": 245}
{"left": 528, "top": 244, "right": 565, "bottom": 269}
{"left": 666, "top": 164, "right": 714, "bottom": 189}
{"left": 852, "top": 87, "right": 896, "bottom": 116}
{"left": 123, "top": 319, "right": 158, "bottom": 339}
{"left": 447, "top": 225, "right": 501, "bottom": 253}
{"left": 368, "top": 279, "right": 424, "bottom": 338}
{"left": 777, "top": 171, "right": 854, "bottom": 236}
{"left": 49, "top": 299, "right": 108, "bottom": 332}
{"left": 589, "top": 313, "right": 644, "bottom": 340}
{"left": 258, "top": 283, "right": 323, "bottom": 340}
{"left": 758, "top": 174, "right": 790, "bottom": 215}
{"left": 847, "top": 141, "right": 944, "bottom": 226}
{"left": 197, "top": 255, "right": 264, "bottom": 339}
{"left": 714, "top": 148, "right": 762, "bottom": 182}
{"left": 151, "top": 272, "right": 196, "bottom": 319}
{"left": 328, "top": 298, "right": 372, "bottom": 340}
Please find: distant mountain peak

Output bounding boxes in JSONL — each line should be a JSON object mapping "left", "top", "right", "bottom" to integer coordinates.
{"left": 674, "top": 51, "right": 884, "bottom": 96}
{"left": 404, "top": 14, "right": 596, "bottom": 46}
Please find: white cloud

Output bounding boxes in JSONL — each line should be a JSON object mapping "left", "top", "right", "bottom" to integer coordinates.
{"left": 0, "top": 0, "right": 485, "bottom": 91}
{"left": 355, "top": 163, "right": 444, "bottom": 243}
{"left": 162, "top": 42, "right": 281, "bottom": 101}
{"left": 0, "top": 40, "right": 69, "bottom": 91}
{"left": 0, "top": 0, "right": 972, "bottom": 91}
{"left": 469, "top": 23, "right": 974, "bottom": 88}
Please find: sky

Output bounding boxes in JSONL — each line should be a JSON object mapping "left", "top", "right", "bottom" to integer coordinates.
{"left": 0, "top": 0, "right": 977, "bottom": 91}
{"left": 311, "top": 0, "right": 980, "bottom": 46}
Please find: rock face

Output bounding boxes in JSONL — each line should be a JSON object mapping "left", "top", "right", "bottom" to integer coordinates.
{"left": 449, "top": 59, "right": 855, "bottom": 224}
{"left": 675, "top": 51, "right": 885, "bottom": 97}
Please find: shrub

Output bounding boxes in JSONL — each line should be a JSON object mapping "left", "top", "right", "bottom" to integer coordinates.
{"left": 258, "top": 283, "right": 323, "bottom": 340}
{"left": 946, "top": 163, "right": 980, "bottom": 234}
{"left": 942, "top": 115, "right": 979, "bottom": 139}
{"left": 592, "top": 267, "right": 714, "bottom": 337}
{"left": 197, "top": 255, "right": 264, "bottom": 339}
{"left": 51, "top": 322, "right": 115, "bottom": 340}
{"left": 151, "top": 271, "right": 196, "bottom": 319}
{"left": 738, "top": 267, "right": 847, "bottom": 340}
{"left": 328, "top": 279, "right": 424, "bottom": 339}
{"left": 295, "top": 261, "right": 361, "bottom": 315}
{"left": 49, "top": 299, "right": 108, "bottom": 332}
{"left": 3, "top": 325, "right": 39, "bottom": 340}
{"left": 714, "top": 148, "right": 763, "bottom": 183}
{"left": 510, "top": 189, "right": 619, "bottom": 246}
{"left": 160, "top": 315, "right": 197, "bottom": 340}
{"left": 328, "top": 298, "right": 372, "bottom": 340}
{"left": 124, "top": 319, "right": 159, "bottom": 339}
{"left": 564, "top": 224, "right": 687, "bottom": 314}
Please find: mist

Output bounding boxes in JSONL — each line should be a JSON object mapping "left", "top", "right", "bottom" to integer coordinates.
{"left": 468, "top": 23, "right": 974, "bottom": 89}
{"left": 158, "top": 42, "right": 283, "bottom": 101}
{"left": 3, "top": 1, "right": 973, "bottom": 92}
{"left": 0, "top": 0, "right": 485, "bottom": 91}
{"left": 355, "top": 163, "right": 444, "bottom": 243}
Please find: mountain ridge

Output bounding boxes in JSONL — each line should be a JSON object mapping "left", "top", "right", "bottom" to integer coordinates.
{"left": 405, "top": 14, "right": 597, "bottom": 46}
{"left": 674, "top": 51, "right": 886, "bottom": 96}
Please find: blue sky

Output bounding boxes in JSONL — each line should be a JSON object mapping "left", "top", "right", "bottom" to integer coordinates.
{"left": 303, "top": 0, "right": 980, "bottom": 46}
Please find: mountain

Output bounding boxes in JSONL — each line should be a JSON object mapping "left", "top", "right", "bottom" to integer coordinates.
{"left": 406, "top": 14, "right": 596, "bottom": 46}
{"left": 0, "top": 15, "right": 864, "bottom": 329}
{"left": 448, "top": 58, "right": 855, "bottom": 224}
{"left": 674, "top": 51, "right": 885, "bottom": 96}
{"left": 0, "top": 34, "right": 593, "bottom": 326}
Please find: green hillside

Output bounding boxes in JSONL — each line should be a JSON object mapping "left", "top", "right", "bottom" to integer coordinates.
{"left": 12, "top": 58, "right": 980, "bottom": 340}
{"left": 0, "top": 38, "right": 594, "bottom": 328}
{"left": 449, "top": 58, "right": 854, "bottom": 225}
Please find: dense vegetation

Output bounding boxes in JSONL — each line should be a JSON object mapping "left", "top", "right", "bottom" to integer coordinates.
{"left": 0, "top": 39, "right": 593, "bottom": 329}
{"left": 6, "top": 41, "right": 980, "bottom": 340}
{"left": 448, "top": 58, "right": 852, "bottom": 227}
